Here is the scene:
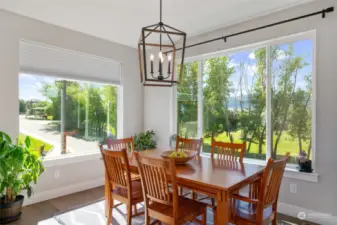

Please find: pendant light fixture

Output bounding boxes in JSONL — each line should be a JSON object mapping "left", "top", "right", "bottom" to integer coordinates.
{"left": 138, "top": 0, "right": 187, "bottom": 87}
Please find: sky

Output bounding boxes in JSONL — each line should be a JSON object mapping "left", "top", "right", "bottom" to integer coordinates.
{"left": 226, "top": 39, "right": 313, "bottom": 97}
{"left": 19, "top": 74, "right": 108, "bottom": 101}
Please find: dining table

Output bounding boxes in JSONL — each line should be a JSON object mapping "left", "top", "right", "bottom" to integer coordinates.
{"left": 104, "top": 149, "right": 265, "bottom": 225}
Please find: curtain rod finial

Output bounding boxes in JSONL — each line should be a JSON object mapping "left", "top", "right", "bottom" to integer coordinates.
{"left": 326, "top": 7, "right": 334, "bottom": 13}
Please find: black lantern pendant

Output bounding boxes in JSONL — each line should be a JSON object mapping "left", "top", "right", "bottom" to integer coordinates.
{"left": 138, "top": 0, "right": 187, "bottom": 87}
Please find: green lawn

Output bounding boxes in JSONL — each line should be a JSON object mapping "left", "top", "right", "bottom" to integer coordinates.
{"left": 18, "top": 133, "right": 53, "bottom": 156}
{"left": 202, "top": 130, "right": 311, "bottom": 162}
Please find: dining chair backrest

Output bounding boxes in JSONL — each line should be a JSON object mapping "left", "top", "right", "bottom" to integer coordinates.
{"left": 176, "top": 136, "right": 203, "bottom": 156}
{"left": 258, "top": 156, "right": 288, "bottom": 211}
{"left": 136, "top": 154, "right": 179, "bottom": 213}
{"left": 106, "top": 137, "right": 134, "bottom": 152}
{"left": 100, "top": 146, "right": 132, "bottom": 193}
{"left": 210, "top": 139, "right": 245, "bottom": 162}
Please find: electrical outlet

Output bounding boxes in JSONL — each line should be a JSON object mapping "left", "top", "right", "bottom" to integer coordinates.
{"left": 290, "top": 183, "right": 297, "bottom": 193}
{"left": 54, "top": 170, "right": 60, "bottom": 179}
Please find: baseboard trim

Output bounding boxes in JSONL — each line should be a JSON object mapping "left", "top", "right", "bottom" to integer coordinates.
{"left": 23, "top": 178, "right": 105, "bottom": 206}
{"left": 278, "top": 202, "right": 337, "bottom": 225}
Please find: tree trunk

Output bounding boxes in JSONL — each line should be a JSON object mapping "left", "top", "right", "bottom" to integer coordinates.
{"left": 273, "top": 69, "right": 299, "bottom": 158}
{"left": 247, "top": 131, "right": 256, "bottom": 153}
{"left": 258, "top": 126, "right": 266, "bottom": 155}
{"left": 297, "top": 131, "right": 302, "bottom": 154}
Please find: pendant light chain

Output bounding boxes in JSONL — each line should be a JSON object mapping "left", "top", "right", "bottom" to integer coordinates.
{"left": 159, "top": 0, "right": 162, "bottom": 51}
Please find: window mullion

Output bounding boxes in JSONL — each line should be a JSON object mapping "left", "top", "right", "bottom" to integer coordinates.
{"left": 266, "top": 46, "right": 272, "bottom": 160}
{"left": 197, "top": 60, "right": 203, "bottom": 139}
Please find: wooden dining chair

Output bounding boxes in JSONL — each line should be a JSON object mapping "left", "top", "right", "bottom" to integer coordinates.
{"left": 106, "top": 137, "right": 135, "bottom": 153}
{"left": 175, "top": 136, "right": 203, "bottom": 156}
{"left": 135, "top": 154, "right": 207, "bottom": 225}
{"left": 230, "top": 156, "right": 289, "bottom": 225}
{"left": 100, "top": 146, "right": 143, "bottom": 225}
{"left": 198, "top": 140, "right": 246, "bottom": 216}
{"left": 210, "top": 139, "right": 245, "bottom": 162}
{"left": 105, "top": 137, "right": 140, "bottom": 181}
{"left": 175, "top": 136, "right": 203, "bottom": 197}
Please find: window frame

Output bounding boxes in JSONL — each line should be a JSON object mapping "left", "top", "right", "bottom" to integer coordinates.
{"left": 173, "top": 30, "right": 316, "bottom": 167}
{"left": 18, "top": 72, "right": 123, "bottom": 162}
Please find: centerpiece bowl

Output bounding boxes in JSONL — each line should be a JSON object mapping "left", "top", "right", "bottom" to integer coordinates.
{"left": 161, "top": 150, "right": 196, "bottom": 165}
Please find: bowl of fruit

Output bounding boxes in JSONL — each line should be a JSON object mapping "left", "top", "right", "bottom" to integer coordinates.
{"left": 161, "top": 151, "right": 196, "bottom": 165}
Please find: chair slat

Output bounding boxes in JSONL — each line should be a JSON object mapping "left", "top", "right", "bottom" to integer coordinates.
{"left": 211, "top": 139, "right": 245, "bottom": 162}
{"left": 106, "top": 137, "right": 135, "bottom": 152}
{"left": 176, "top": 136, "right": 203, "bottom": 156}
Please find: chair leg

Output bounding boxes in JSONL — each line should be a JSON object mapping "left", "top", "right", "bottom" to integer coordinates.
{"left": 106, "top": 208, "right": 112, "bottom": 225}
{"left": 127, "top": 205, "right": 132, "bottom": 225}
{"left": 106, "top": 198, "right": 112, "bottom": 225}
{"left": 211, "top": 198, "right": 215, "bottom": 206}
{"left": 178, "top": 186, "right": 183, "bottom": 196}
{"left": 133, "top": 204, "right": 137, "bottom": 215}
{"left": 272, "top": 214, "right": 277, "bottom": 225}
{"left": 213, "top": 208, "right": 217, "bottom": 225}
{"left": 192, "top": 191, "right": 197, "bottom": 200}
{"left": 145, "top": 213, "right": 151, "bottom": 225}
{"left": 201, "top": 208, "right": 207, "bottom": 225}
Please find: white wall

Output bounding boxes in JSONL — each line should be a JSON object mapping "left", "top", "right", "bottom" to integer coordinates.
{"left": 144, "top": 0, "right": 337, "bottom": 219}
{"left": 0, "top": 10, "right": 143, "bottom": 203}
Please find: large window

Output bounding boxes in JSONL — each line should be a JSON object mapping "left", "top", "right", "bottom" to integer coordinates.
{"left": 176, "top": 32, "right": 314, "bottom": 164}
{"left": 19, "top": 74, "right": 118, "bottom": 158}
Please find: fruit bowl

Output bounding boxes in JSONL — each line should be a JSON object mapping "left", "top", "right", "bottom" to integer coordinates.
{"left": 161, "top": 151, "right": 196, "bottom": 165}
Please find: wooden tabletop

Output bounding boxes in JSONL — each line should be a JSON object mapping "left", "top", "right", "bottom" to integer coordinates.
{"left": 127, "top": 150, "right": 265, "bottom": 191}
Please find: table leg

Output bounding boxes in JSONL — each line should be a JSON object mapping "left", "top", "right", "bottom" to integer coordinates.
{"left": 216, "top": 190, "right": 229, "bottom": 225}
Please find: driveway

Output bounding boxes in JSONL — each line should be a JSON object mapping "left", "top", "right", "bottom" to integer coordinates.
{"left": 20, "top": 116, "right": 99, "bottom": 157}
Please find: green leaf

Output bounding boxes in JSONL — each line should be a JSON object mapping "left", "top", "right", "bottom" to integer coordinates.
{"left": 0, "top": 131, "right": 12, "bottom": 144}
{"left": 25, "top": 136, "right": 31, "bottom": 148}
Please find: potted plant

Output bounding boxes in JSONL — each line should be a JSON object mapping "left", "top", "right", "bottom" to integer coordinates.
{"left": 133, "top": 130, "right": 157, "bottom": 151}
{"left": 0, "top": 131, "right": 45, "bottom": 223}
{"left": 296, "top": 150, "right": 313, "bottom": 173}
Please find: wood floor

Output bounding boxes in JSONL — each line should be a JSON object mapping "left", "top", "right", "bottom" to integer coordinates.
{"left": 10, "top": 186, "right": 317, "bottom": 225}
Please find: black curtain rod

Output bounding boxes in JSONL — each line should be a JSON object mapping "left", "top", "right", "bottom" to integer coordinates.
{"left": 165, "top": 6, "right": 334, "bottom": 54}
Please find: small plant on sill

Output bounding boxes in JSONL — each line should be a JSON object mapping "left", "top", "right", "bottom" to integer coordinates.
{"left": 296, "top": 150, "right": 313, "bottom": 173}
{"left": 134, "top": 130, "right": 157, "bottom": 151}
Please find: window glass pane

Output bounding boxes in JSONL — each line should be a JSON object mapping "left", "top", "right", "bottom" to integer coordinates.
{"left": 271, "top": 39, "right": 313, "bottom": 164}
{"left": 177, "top": 62, "right": 199, "bottom": 138}
{"left": 203, "top": 49, "right": 267, "bottom": 161}
{"left": 19, "top": 74, "right": 118, "bottom": 158}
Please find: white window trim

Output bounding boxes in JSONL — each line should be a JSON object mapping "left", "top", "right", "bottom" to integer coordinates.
{"left": 19, "top": 69, "right": 123, "bottom": 165}
{"left": 173, "top": 30, "right": 317, "bottom": 182}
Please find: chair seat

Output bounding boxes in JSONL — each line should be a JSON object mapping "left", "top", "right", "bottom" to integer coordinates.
{"left": 233, "top": 199, "right": 273, "bottom": 222}
{"left": 112, "top": 180, "right": 143, "bottom": 202}
{"left": 149, "top": 196, "right": 206, "bottom": 223}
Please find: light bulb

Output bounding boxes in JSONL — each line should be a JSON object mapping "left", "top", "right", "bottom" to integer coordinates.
{"left": 161, "top": 57, "right": 164, "bottom": 63}
{"left": 159, "top": 51, "right": 163, "bottom": 58}
{"left": 168, "top": 55, "right": 172, "bottom": 61}
{"left": 150, "top": 54, "right": 154, "bottom": 61}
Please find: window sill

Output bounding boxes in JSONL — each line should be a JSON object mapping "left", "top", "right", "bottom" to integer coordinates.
{"left": 200, "top": 153, "right": 319, "bottom": 183}
{"left": 43, "top": 152, "right": 101, "bottom": 167}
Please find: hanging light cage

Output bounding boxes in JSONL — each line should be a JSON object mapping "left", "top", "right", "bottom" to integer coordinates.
{"left": 138, "top": 1, "right": 186, "bottom": 87}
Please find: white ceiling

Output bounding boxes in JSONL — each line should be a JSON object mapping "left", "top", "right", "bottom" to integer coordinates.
{"left": 0, "top": 0, "right": 315, "bottom": 48}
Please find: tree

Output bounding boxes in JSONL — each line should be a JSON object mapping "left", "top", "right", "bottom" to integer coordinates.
{"left": 40, "top": 80, "right": 118, "bottom": 140}
{"left": 177, "top": 62, "right": 199, "bottom": 138}
{"left": 19, "top": 99, "right": 26, "bottom": 114}
{"left": 271, "top": 45, "right": 308, "bottom": 158}
{"left": 203, "top": 56, "right": 235, "bottom": 138}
